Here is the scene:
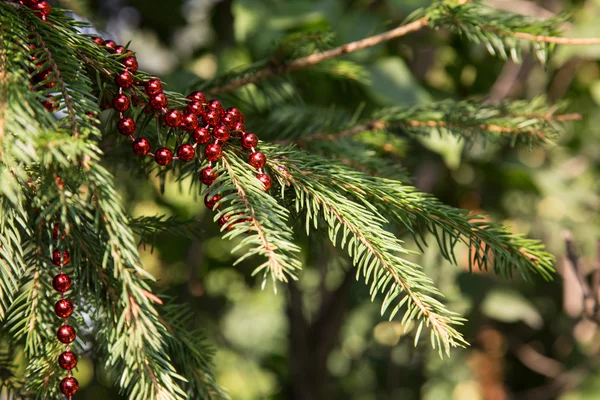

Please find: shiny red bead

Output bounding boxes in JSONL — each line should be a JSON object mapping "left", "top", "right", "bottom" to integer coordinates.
{"left": 103, "top": 40, "right": 117, "bottom": 51}
{"left": 187, "top": 91, "right": 206, "bottom": 104}
{"left": 154, "top": 147, "right": 173, "bottom": 166}
{"left": 112, "top": 94, "right": 130, "bottom": 112}
{"left": 204, "top": 143, "right": 223, "bottom": 162}
{"left": 221, "top": 113, "right": 237, "bottom": 130}
{"left": 218, "top": 215, "right": 233, "bottom": 231}
{"left": 92, "top": 36, "right": 104, "bottom": 45}
{"left": 180, "top": 113, "right": 199, "bottom": 131}
{"left": 203, "top": 109, "right": 221, "bottom": 126}
{"left": 117, "top": 117, "right": 136, "bottom": 135}
{"left": 177, "top": 144, "right": 195, "bottom": 162}
{"left": 213, "top": 124, "right": 230, "bottom": 142}
{"left": 42, "top": 100, "right": 56, "bottom": 112}
{"left": 53, "top": 273, "right": 72, "bottom": 293}
{"left": 241, "top": 133, "right": 258, "bottom": 150}
{"left": 193, "top": 127, "right": 211, "bottom": 144}
{"left": 115, "top": 71, "right": 134, "bottom": 88}
{"left": 186, "top": 101, "right": 204, "bottom": 116}
{"left": 249, "top": 152, "right": 266, "bottom": 168}
{"left": 257, "top": 174, "right": 272, "bottom": 191}
{"left": 60, "top": 377, "right": 79, "bottom": 396}
{"left": 145, "top": 79, "right": 163, "bottom": 96}
{"left": 232, "top": 122, "right": 246, "bottom": 136}
{"left": 165, "top": 109, "right": 183, "bottom": 127}
{"left": 200, "top": 167, "right": 218, "bottom": 185}
{"left": 52, "top": 224, "right": 64, "bottom": 240}
{"left": 57, "top": 325, "right": 76, "bottom": 344}
{"left": 150, "top": 93, "right": 168, "bottom": 109}
{"left": 122, "top": 56, "right": 138, "bottom": 73}
{"left": 55, "top": 299, "right": 74, "bottom": 318}
{"left": 34, "top": 1, "right": 51, "bottom": 15}
{"left": 207, "top": 100, "right": 224, "bottom": 115}
{"left": 52, "top": 250, "right": 70, "bottom": 266}
{"left": 114, "top": 45, "right": 126, "bottom": 55}
{"left": 226, "top": 107, "right": 244, "bottom": 123}
{"left": 58, "top": 351, "right": 78, "bottom": 370}
{"left": 204, "top": 194, "right": 222, "bottom": 210}
{"left": 133, "top": 137, "right": 151, "bottom": 156}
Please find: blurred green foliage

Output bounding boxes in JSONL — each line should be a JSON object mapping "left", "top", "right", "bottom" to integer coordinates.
{"left": 58, "top": 0, "right": 600, "bottom": 398}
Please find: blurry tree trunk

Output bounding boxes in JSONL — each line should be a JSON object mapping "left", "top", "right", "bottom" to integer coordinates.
{"left": 286, "top": 269, "right": 355, "bottom": 400}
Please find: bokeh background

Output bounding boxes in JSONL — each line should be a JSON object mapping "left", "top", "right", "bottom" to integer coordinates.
{"left": 57, "top": 0, "right": 600, "bottom": 399}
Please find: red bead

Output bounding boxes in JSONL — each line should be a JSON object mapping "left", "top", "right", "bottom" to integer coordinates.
{"left": 249, "top": 152, "right": 266, "bottom": 169}
{"left": 112, "top": 94, "right": 130, "bottom": 112}
{"left": 52, "top": 224, "right": 64, "bottom": 240}
{"left": 145, "top": 79, "right": 163, "bottom": 96}
{"left": 203, "top": 109, "right": 221, "bottom": 126}
{"left": 117, "top": 117, "right": 136, "bottom": 135}
{"left": 35, "top": 1, "right": 51, "bottom": 16}
{"left": 241, "top": 133, "right": 258, "bottom": 150}
{"left": 257, "top": 174, "right": 272, "bottom": 191}
{"left": 213, "top": 124, "right": 230, "bottom": 142}
{"left": 115, "top": 71, "right": 134, "bottom": 88}
{"left": 53, "top": 273, "right": 72, "bottom": 293}
{"left": 58, "top": 351, "right": 78, "bottom": 370}
{"left": 180, "top": 113, "right": 199, "bottom": 131}
{"left": 122, "top": 56, "right": 138, "bottom": 73}
{"left": 33, "top": 69, "right": 54, "bottom": 88}
{"left": 154, "top": 147, "right": 173, "bottom": 166}
{"left": 193, "top": 127, "right": 211, "bottom": 144}
{"left": 187, "top": 91, "right": 206, "bottom": 104}
{"left": 57, "top": 325, "right": 76, "bottom": 344}
{"left": 133, "top": 137, "right": 151, "bottom": 156}
{"left": 226, "top": 107, "right": 244, "bottom": 123}
{"left": 218, "top": 215, "right": 234, "bottom": 231}
{"left": 54, "top": 299, "right": 73, "bottom": 318}
{"left": 103, "top": 40, "right": 117, "bottom": 52}
{"left": 165, "top": 109, "right": 183, "bottom": 127}
{"left": 232, "top": 122, "right": 246, "bottom": 136}
{"left": 207, "top": 100, "right": 224, "bottom": 115}
{"left": 52, "top": 250, "right": 70, "bottom": 266}
{"left": 204, "top": 193, "right": 222, "bottom": 210}
{"left": 200, "top": 167, "right": 218, "bottom": 185}
{"left": 60, "top": 377, "right": 79, "bottom": 396}
{"left": 114, "top": 45, "right": 126, "bottom": 55}
{"left": 221, "top": 113, "right": 237, "bottom": 130}
{"left": 186, "top": 101, "right": 204, "bottom": 116}
{"left": 177, "top": 144, "right": 195, "bottom": 162}
{"left": 42, "top": 100, "right": 56, "bottom": 112}
{"left": 150, "top": 93, "right": 168, "bottom": 109}
{"left": 92, "top": 36, "right": 104, "bottom": 45}
{"left": 204, "top": 143, "right": 223, "bottom": 162}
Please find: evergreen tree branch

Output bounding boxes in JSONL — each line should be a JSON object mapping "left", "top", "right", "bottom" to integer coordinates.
{"left": 267, "top": 146, "right": 467, "bottom": 355}
{"left": 277, "top": 99, "right": 579, "bottom": 146}
{"left": 215, "top": 149, "right": 302, "bottom": 285}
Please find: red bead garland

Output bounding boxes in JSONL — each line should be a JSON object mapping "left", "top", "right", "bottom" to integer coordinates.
{"left": 27, "top": 6, "right": 79, "bottom": 396}
{"left": 90, "top": 34, "right": 273, "bottom": 238}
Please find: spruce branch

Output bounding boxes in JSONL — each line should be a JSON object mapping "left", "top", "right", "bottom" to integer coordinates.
{"left": 277, "top": 99, "right": 579, "bottom": 146}
{"left": 267, "top": 146, "right": 467, "bottom": 355}
{"left": 214, "top": 150, "right": 302, "bottom": 285}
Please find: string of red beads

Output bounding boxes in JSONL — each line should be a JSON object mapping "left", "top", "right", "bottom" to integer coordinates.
{"left": 25, "top": 7, "right": 79, "bottom": 393}
{"left": 91, "top": 36, "right": 272, "bottom": 230}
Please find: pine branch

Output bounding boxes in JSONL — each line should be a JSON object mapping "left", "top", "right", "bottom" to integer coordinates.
{"left": 266, "top": 146, "right": 467, "bottom": 355}
{"left": 278, "top": 99, "right": 579, "bottom": 147}
{"left": 266, "top": 145, "right": 555, "bottom": 280}
{"left": 214, "top": 149, "right": 302, "bottom": 285}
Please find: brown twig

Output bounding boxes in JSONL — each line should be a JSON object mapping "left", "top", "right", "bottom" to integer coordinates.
{"left": 208, "top": 17, "right": 430, "bottom": 95}
{"left": 513, "top": 31, "right": 600, "bottom": 45}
